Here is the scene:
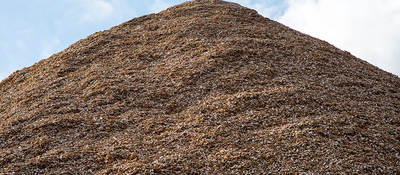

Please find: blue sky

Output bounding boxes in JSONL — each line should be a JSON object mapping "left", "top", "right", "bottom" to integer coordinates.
{"left": 1, "top": 0, "right": 399, "bottom": 80}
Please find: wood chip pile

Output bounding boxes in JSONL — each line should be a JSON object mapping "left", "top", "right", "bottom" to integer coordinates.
{"left": 0, "top": 0, "right": 399, "bottom": 174}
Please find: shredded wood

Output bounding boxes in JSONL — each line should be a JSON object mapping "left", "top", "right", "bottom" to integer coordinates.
{"left": 0, "top": 0, "right": 399, "bottom": 174}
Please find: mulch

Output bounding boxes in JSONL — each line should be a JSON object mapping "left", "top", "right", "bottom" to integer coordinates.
{"left": 0, "top": 0, "right": 399, "bottom": 174}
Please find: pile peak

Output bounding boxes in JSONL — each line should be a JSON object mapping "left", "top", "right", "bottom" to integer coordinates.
{"left": 193, "top": 0, "right": 221, "bottom": 2}
{"left": 1, "top": 0, "right": 399, "bottom": 174}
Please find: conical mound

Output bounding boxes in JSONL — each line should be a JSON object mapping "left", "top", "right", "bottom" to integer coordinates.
{"left": 1, "top": 0, "right": 399, "bottom": 174}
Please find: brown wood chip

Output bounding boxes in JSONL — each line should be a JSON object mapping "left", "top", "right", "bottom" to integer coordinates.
{"left": 0, "top": 0, "right": 399, "bottom": 174}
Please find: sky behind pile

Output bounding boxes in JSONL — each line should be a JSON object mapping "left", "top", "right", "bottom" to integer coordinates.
{"left": 1, "top": 0, "right": 399, "bottom": 80}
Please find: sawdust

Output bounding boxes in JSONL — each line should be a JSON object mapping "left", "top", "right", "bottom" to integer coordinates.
{"left": 0, "top": 0, "right": 399, "bottom": 174}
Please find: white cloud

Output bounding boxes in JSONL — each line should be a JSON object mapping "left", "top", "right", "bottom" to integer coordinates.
{"left": 278, "top": 0, "right": 400, "bottom": 76}
{"left": 15, "top": 40, "right": 26, "bottom": 50}
{"left": 150, "top": 0, "right": 173, "bottom": 13}
{"left": 78, "top": 0, "right": 115, "bottom": 22}
{"left": 227, "top": 0, "right": 287, "bottom": 19}
{"left": 40, "top": 38, "right": 61, "bottom": 60}
{"left": 228, "top": 0, "right": 251, "bottom": 6}
{"left": 250, "top": 3, "right": 279, "bottom": 18}
{"left": 107, "top": 0, "right": 138, "bottom": 20}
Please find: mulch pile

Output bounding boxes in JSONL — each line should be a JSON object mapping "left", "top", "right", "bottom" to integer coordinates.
{"left": 1, "top": 0, "right": 399, "bottom": 174}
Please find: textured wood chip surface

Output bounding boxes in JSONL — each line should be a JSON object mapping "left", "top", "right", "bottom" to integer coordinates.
{"left": 0, "top": 0, "right": 399, "bottom": 174}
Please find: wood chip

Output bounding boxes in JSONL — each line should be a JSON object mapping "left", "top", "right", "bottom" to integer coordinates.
{"left": 0, "top": 0, "right": 399, "bottom": 174}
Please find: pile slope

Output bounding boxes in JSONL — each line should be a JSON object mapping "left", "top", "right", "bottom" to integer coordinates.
{"left": 1, "top": 0, "right": 399, "bottom": 174}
